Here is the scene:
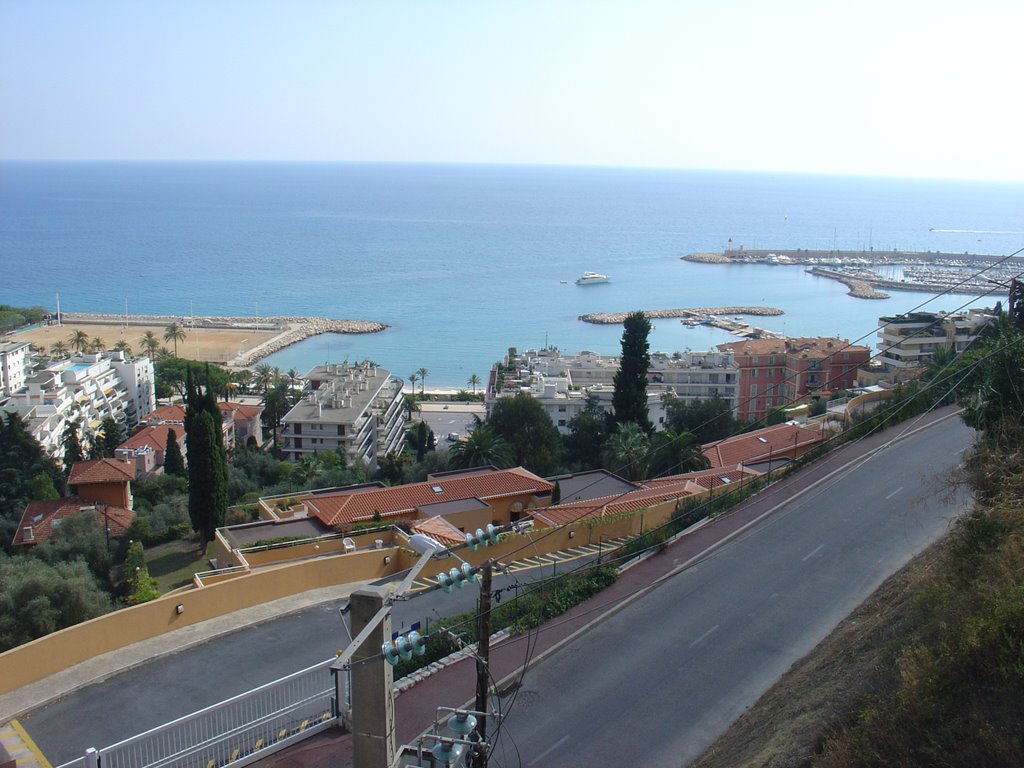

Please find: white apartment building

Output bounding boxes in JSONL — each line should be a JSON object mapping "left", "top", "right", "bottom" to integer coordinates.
{"left": 3, "top": 351, "right": 156, "bottom": 458}
{"left": 488, "top": 348, "right": 740, "bottom": 433}
{"left": 0, "top": 341, "right": 31, "bottom": 399}
{"left": 280, "top": 361, "right": 405, "bottom": 469}
{"left": 876, "top": 308, "right": 995, "bottom": 376}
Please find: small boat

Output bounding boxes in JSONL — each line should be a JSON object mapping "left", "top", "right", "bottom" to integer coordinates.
{"left": 576, "top": 271, "right": 610, "bottom": 285}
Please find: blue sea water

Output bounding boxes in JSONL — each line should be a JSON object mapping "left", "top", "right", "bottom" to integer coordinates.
{"left": 2, "top": 162, "right": 1023, "bottom": 387}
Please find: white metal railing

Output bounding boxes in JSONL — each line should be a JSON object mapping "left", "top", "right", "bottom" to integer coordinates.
{"left": 55, "top": 657, "right": 342, "bottom": 768}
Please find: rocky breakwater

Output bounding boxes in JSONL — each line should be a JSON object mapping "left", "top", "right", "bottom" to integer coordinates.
{"left": 579, "top": 306, "right": 784, "bottom": 324}
{"left": 229, "top": 316, "right": 388, "bottom": 368}
{"left": 806, "top": 267, "right": 889, "bottom": 300}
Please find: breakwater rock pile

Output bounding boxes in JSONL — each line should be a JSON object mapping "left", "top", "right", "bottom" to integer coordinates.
{"left": 227, "top": 317, "right": 388, "bottom": 368}
{"left": 806, "top": 268, "right": 889, "bottom": 300}
{"left": 681, "top": 252, "right": 731, "bottom": 263}
{"left": 579, "top": 306, "right": 784, "bottom": 324}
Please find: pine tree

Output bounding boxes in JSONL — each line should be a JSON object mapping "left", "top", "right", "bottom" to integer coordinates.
{"left": 100, "top": 416, "right": 122, "bottom": 458}
{"left": 612, "top": 311, "right": 653, "bottom": 432}
{"left": 163, "top": 428, "right": 185, "bottom": 476}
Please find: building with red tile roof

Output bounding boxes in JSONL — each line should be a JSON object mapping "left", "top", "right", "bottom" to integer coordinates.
{"left": 12, "top": 497, "right": 134, "bottom": 548}
{"left": 702, "top": 422, "right": 824, "bottom": 470}
{"left": 143, "top": 400, "right": 263, "bottom": 450}
{"left": 296, "top": 467, "right": 554, "bottom": 532}
{"left": 115, "top": 424, "right": 186, "bottom": 477}
{"left": 67, "top": 458, "right": 135, "bottom": 509}
{"left": 718, "top": 337, "right": 870, "bottom": 423}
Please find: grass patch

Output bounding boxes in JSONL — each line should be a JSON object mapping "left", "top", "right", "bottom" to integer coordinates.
{"left": 146, "top": 538, "right": 217, "bottom": 592}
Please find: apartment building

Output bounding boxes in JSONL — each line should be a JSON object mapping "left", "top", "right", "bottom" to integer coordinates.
{"left": 0, "top": 341, "right": 31, "bottom": 399}
{"left": 875, "top": 309, "right": 995, "bottom": 379}
{"left": 2, "top": 352, "right": 156, "bottom": 458}
{"left": 280, "top": 361, "right": 405, "bottom": 469}
{"left": 718, "top": 337, "right": 870, "bottom": 423}
{"left": 487, "top": 347, "right": 739, "bottom": 432}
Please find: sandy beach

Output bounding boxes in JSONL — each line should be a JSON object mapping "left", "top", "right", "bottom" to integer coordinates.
{"left": 10, "top": 313, "right": 387, "bottom": 368}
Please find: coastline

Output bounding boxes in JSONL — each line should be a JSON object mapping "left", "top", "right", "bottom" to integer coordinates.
{"left": 14, "top": 313, "right": 387, "bottom": 369}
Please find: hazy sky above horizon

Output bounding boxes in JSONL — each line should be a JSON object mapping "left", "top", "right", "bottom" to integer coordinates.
{"left": 2, "top": 1, "right": 1021, "bottom": 181}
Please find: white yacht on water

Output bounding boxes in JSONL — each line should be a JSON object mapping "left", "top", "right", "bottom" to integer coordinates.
{"left": 575, "top": 271, "right": 610, "bottom": 285}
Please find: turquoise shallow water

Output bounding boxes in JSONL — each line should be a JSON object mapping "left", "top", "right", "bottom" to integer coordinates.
{"left": 2, "top": 162, "right": 1021, "bottom": 386}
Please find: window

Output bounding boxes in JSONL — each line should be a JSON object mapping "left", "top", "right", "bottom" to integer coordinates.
{"left": 750, "top": 383, "right": 758, "bottom": 396}
{"left": 558, "top": 419, "right": 566, "bottom": 427}
{"left": 750, "top": 369, "right": 758, "bottom": 378}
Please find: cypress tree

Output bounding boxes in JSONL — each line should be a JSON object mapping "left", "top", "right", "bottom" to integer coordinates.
{"left": 100, "top": 416, "right": 122, "bottom": 457}
{"left": 164, "top": 428, "right": 185, "bottom": 476}
{"left": 62, "top": 420, "right": 83, "bottom": 474}
{"left": 185, "top": 367, "right": 228, "bottom": 546}
{"left": 612, "top": 310, "right": 653, "bottom": 432}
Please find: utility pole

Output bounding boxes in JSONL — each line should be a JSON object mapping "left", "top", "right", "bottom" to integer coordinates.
{"left": 349, "top": 587, "right": 395, "bottom": 768}
{"left": 473, "top": 562, "right": 493, "bottom": 768}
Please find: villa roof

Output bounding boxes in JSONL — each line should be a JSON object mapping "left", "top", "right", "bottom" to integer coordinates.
{"left": 702, "top": 423, "right": 823, "bottom": 468}
{"left": 304, "top": 467, "right": 553, "bottom": 529}
{"left": 144, "top": 404, "right": 187, "bottom": 423}
{"left": 526, "top": 481, "right": 695, "bottom": 527}
{"left": 13, "top": 497, "right": 135, "bottom": 547}
{"left": 118, "top": 424, "right": 180, "bottom": 453}
{"left": 218, "top": 401, "right": 263, "bottom": 422}
{"left": 68, "top": 458, "right": 135, "bottom": 485}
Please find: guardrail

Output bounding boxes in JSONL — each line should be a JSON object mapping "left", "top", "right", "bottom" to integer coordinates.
{"left": 55, "top": 657, "right": 342, "bottom": 768}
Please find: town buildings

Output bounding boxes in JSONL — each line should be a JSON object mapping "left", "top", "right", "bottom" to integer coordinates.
{"left": 0, "top": 340, "right": 31, "bottom": 398}
{"left": 487, "top": 347, "right": 740, "bottom": 432}
{"left": 2, "top": 351, "right": 156, "bottom": 459}
{"left": 875, "top": 308, "right": 995, "bottom": 379}
{"left": 280, "top": 361, "right": 405, "bottom": 469}
{"left": 717, "top": 337, "right": 870, "bottom": 423}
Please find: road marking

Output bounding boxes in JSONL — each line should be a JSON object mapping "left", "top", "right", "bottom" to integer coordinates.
{"left": 528, "top": 735, "right": 570, "bottom": 765}
{"left": 689, "top": 624, "right": 719, "bottom": 648}
{"left": 884, "top": 486, "right": 904, "bottom": 500}
{"left": 802, "top": 544, "right": 824, "bottom": 561}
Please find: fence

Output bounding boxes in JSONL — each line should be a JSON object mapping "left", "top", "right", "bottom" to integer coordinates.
{"left": 55, "top": 657, "right": 343, "bottom": 768}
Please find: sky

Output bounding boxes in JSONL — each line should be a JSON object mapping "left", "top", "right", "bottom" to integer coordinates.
{"left": 2, "top": 0, "right": 1022, "bottom": 181}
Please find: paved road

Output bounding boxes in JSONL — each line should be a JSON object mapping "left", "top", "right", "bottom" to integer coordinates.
{"left": 20, "top": 545, "right": 600, "bottom": 765}
{"left": 491, "top": 415, "right": 973, "bottom": 767}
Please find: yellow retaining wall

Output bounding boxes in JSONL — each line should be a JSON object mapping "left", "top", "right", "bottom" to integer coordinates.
{"left": 0, "top": 546, "right": 396, "bottom": 695}
{"left": 0, "top": 492, "right": 697, "bottom": 696}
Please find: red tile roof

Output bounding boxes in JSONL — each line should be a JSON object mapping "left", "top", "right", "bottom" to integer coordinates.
{"left": 144, "top": 404, "right": 187, "bottom": 423}
{"left": 702, "top": 423, "right": 823, "bottom": 468}
{"left": 412, "top": 517, "right": 466, "bottom": 545}
{"left": 118, "top": 424, "right": 180, "bottom": 453}
{"left": 68, "top": 458, "right": 136, "bottom": 485}
{"left": 305, "top": 467, "right": 553, "bottom": 529}
{"left": 13, "top": 497, "right": 135, "bottom": 547}
{"left": 218, "top": 401, "right": 263, "bottom": 422}
{"left": 718, "top": 337, "right": 870, "bottom": 360}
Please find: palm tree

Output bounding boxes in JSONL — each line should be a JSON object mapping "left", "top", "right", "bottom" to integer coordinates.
{"left": 402, "top": 393, "right": 420, "bottom": 421}
{"left": 87, "top": 336, "right": 104, "bottom": 353}
{"left": 649, "top": 429, "right": 709, "bottom": 477}
{"left": 163, "top": 322, "right": 187, "bottom": 357}
{"left": 467, "top": 373, "right": 481, "bottom": 394}
{"left": 448, "top": 426, "right": 514, "bottom": 470}
{"left": 604, "top": 421, "right": 650, "bottom": 481}
{"left": 68, "top": 329, "right": 89, "bottom": 353}
{"left": 113, "top": 339, "right": 133, "bottom": 356}
{"left": 141, "top": 331, "right": 160, "bottom": 358}
{"left": 253, "top": 363, "right": 273, "bottom": 393}
{"left": 286, "top": 368, "right": 298, "bottom": 391}
{"left": 49, "top": 340, "right": 69, "bottom": 359}
{"left": 417, "top": 367, "right": 429, "bottom": 396}
{"left": 408, "top": 373, "right": 418, "bottom": 394}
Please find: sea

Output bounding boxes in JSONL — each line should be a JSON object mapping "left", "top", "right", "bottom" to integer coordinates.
{"left": 2, "top": 162, "right": 1023, "bottom": 388}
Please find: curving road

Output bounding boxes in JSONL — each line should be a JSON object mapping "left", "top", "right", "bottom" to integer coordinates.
{"left": 493, "top": 415, "right": 974, "bottom": 767}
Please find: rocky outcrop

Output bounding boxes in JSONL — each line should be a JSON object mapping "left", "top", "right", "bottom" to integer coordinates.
{"left": 579, "top": 307, "right": 784, "bottom": 324}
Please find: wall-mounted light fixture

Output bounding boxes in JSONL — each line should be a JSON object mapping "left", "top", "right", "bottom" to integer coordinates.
{"left": 383, "top": 555, "right": 391, "bottom": 565}
{"left": 175, "top": 604, "right": 185, "bottom": 615}
{"left": 568, "top": 530, "right": 575, "bottom": 538}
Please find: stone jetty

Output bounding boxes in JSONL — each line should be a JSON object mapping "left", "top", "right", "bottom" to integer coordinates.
{"left": 579, "top": 306, "right": 784, "bottom": 324}
{"left": 807, "top": 268, "right": 889, "bottom": 299}
{"left": 225, "top": 317, "right": 387, "bottom": 368}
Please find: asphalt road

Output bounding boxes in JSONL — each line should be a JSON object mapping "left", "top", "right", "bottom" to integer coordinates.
{"left": 492, "top": 415, "right": 974, "bottom": 768}
{"left": 21, "top": 549, "right": 589, "bottom": 765}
